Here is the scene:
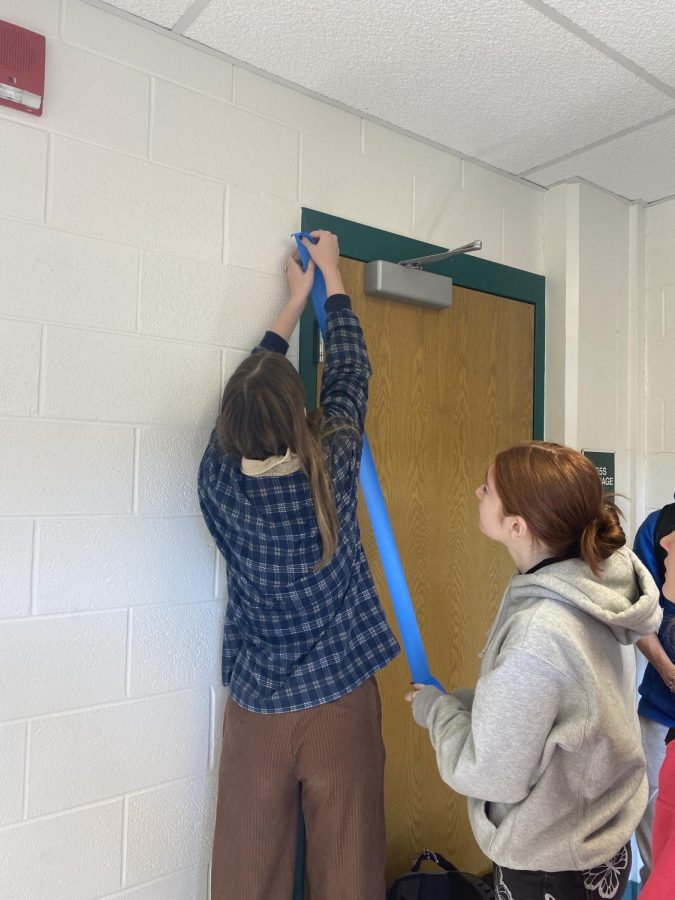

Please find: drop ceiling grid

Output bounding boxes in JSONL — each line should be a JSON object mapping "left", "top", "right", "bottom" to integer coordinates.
{"left": 544, "top": 0, "right": 675, "bottom": 90}
{"left": 179, "top": 0, "right": 672, "bottom": 174}
{"left": 524, "top": 115, "right": 675, "bottom": 203}
{"left": 102, "top": 0, "right": 194, "bottom": 28}
{"left": 91, "top": 0, "right": 675, "bottom": 202}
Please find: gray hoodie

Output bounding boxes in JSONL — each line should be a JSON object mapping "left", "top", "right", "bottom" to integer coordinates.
{"left": 412, "top": 547, "right": 662, "bottom": 872}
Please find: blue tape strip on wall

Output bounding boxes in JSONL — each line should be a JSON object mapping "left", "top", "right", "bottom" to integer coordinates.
{"left": 294, "top": 231, "right": 444, "bottom": 692}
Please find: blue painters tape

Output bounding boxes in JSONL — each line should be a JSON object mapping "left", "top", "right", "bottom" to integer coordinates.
{"left": 294, "top": 231, "right": 443, "bottom": 692}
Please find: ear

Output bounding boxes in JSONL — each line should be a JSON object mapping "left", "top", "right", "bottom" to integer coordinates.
{"left": 510, "top": 515, "right": 529, "bottom": 541}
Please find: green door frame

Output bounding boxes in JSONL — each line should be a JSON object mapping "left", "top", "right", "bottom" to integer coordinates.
{"left": 292, "top": 207, "right": 545, "bottom": 900}
{"left": 298, "top": 207, "right": 545, "bottom": 438}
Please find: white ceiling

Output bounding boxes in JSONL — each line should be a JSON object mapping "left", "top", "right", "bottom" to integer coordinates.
{"left": 93, "top": 0, "right": 675, "bottom": 204}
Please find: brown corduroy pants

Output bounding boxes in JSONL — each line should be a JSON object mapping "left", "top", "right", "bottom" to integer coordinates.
{"left": 210, "top": 677, "right": 387, "bottom": 900}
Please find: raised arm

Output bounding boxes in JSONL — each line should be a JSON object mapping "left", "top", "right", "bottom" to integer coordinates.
{"left": 300, "top": 231, "right": 371, "bottom": 433}
{"left": 265, "top": 252, "right": 315, "bottom": 344}
{"left": 199, "top": 248, "right": 316, "bottom": 482}
{"left": 252, "top": 251, "right": 316, "bottom": 356}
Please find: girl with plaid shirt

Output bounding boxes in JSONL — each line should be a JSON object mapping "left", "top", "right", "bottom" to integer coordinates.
{"left": 199, "top": 231, "right": 400, "bottom": 900}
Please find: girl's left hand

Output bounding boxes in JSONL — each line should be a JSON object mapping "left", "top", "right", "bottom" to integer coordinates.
{"left": 285, "top": 251, "right": 315, "bottom": 304}
{"left": 658, "top": 660, "right": 675, "bottom": 692}
{"left": 404, "top": 683, "right": 424, "bottom": 703}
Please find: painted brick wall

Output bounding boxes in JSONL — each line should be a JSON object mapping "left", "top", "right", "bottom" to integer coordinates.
{"left": 645, "top": 198, "right": 675, "bottom": 515}
{"left": 543, "top": 183, "right": 647, "bottom": 540}
{"left": 0, "top": 0, "right": 543, "bottom": 896}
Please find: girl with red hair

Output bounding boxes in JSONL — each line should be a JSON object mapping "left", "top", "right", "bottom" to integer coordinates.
{"left": 407, "top": 442, "right": 662, "bottom": 900}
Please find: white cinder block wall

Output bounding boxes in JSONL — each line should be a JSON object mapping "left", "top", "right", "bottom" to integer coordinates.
{"left": 543, "top": 182, "right": 652, "bottom": 887}
{"left": 543, "top": 182, "right": 646, "bottom": 541}
{"left": 645, "top": 198, "right": 675, "bottom": 515}
{"left": 0, "top": 1, "right": 543, "bottom": 897}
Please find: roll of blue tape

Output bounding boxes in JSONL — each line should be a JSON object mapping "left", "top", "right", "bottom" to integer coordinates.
{"left": 294, "top": 231, "right": 443, "bottom": 692}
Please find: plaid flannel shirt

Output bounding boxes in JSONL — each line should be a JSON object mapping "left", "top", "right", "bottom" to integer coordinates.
{"left": 198, "top": 296, "right": 400, "bottom": 713}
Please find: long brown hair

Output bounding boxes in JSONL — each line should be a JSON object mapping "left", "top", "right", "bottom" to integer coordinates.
{"left": 217, "top": 351, "right": 339, "bottom": 569}
{"left": 492, "top": 441, "right": 625, "bottom": 576}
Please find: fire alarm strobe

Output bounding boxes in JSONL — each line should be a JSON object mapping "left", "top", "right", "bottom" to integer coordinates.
{"left": 0, "top": 20, "right": 45, "bottom": 116}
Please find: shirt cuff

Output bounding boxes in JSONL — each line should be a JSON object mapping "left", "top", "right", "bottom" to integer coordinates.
{"left": 324, "top": 293, "right": 352, "bottom": 313}
{"left": 258, "top": 331, "right": 289, "bottom": 355}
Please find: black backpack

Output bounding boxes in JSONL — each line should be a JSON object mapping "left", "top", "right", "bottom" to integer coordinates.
{"left": 387, "top": 849, "right": 495, "bottom": 900}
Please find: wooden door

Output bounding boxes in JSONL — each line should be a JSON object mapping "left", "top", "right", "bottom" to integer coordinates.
{"left": 321, "top": 258, "right": 534, "bottom": 884}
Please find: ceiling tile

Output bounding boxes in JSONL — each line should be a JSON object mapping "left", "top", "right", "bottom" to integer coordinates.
{"left": 545, "top": 0, "right": 675, "bottom": 90}
{"left": 525, "top": 114, "right": 675, "bottom": 202}
{"left": 183, "top": 0, "right": 672, "bottom": 174}
{"left": 93, "top": 0, "right": 675, "bottom": 201}
{"left": 101, "top": 0, "right": 196, "bottom": 28}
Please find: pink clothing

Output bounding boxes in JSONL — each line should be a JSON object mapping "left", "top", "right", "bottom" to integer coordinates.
{"left": 640, "top": 739, "right": 675, "bottom": 900}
